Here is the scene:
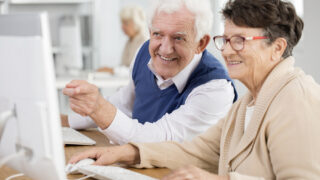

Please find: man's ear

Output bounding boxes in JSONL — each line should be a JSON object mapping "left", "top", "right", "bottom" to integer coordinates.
{"left": 196, "top": 35, "right": 210, "bottom": 54}
{"left": 271, "top": 37, "right": 287, "bottom": 61}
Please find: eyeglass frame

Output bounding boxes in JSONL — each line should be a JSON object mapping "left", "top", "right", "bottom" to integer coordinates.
{"left": 213, "top": 35, "right": 269, "bottom": 51}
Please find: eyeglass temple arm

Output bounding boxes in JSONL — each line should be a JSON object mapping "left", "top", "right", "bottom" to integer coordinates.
{"left": 246, "top": 36, "right": 268, "bottom": 40}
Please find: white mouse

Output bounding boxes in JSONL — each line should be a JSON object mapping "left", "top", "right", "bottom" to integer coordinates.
{"left": 65, "top": 158, "right": 95, "bottom": 175}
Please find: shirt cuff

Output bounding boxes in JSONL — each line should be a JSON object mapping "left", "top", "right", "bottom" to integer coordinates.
{"left": 98, "top": 109, "right": 135, "bottom": 145}
{"left": 68, "top": 113, "right": 97, "bottom": 129}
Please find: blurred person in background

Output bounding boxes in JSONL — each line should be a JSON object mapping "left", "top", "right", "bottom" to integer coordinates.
{"left": 97, "top": 5, "right": 148, "bottom": 75}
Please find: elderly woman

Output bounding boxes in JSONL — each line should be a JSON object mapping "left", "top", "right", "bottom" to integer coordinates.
{"left": 69, "top": 0, "right": 320, "bottom": 179}
{"left": 98, "top": 5, "right": 148, "bottom": 73}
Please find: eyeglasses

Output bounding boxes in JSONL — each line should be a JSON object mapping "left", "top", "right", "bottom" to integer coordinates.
{"left": 213, "top": 35, "right": 269, "bottom": 51}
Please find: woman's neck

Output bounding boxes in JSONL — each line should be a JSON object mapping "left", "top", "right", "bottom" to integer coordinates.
{"left": 242, "top": 74, "right": 268, "bottom": 105}
{"left": 243, "top": 58, "right": 283, "bottom": 105}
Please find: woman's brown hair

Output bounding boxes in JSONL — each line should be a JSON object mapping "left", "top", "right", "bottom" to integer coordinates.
{"left": 222, "top": 0, "right": 304, "bottom": 58}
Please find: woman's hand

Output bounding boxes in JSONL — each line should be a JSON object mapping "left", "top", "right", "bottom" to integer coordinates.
{"left": 161, "top": 165, "right": 229, "bottom": 180}
{"left": 68, "top": 144, "right": 140, "bottom": 166}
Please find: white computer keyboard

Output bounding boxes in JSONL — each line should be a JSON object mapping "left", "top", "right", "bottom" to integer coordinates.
{"left": 78, "top": 165, "right": 157, "bottom": 180}
{"left": 62, "top": 127, "right": 96, "bottom": 145}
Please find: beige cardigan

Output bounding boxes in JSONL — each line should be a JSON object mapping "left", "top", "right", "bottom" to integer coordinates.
{"left": 121, "top": 33, "right": 147, "bottom": 67}
{"left": 131, "top": 57, "right": 320, "bottom": 179}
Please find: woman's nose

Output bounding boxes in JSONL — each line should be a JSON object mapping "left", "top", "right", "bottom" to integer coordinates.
{"left": 221, "top": 41, "right": 235, "bottom": 56}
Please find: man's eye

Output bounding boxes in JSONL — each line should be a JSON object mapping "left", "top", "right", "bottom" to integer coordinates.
{"left": 174, "top": 37, "right": 183, "bottom": 41}
{"left": 153, "top": 32, "right": 160, "bottom": 36}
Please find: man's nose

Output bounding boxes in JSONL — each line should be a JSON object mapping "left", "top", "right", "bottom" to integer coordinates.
{"left": 159, "top": 37, "right": 174, "bottom": 55}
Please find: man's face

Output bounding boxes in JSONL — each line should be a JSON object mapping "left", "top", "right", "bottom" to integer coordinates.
{"left": 149, "top": 8, "right": 200, "bottom": 80}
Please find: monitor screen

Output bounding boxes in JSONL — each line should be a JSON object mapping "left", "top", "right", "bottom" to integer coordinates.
{"left": 0, "top": 13, "right": 66, "bottom": 180}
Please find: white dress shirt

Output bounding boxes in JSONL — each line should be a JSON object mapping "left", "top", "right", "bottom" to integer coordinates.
{"left": 68, "top": 52, "right": 235, "bottom": 145}
{"left": 244, "top": 105, "right": 255, "bottom": 131}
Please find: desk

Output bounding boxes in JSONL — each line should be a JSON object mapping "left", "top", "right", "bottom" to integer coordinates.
{"left": 0, "top": 129, "right": 170, "bottom": 179}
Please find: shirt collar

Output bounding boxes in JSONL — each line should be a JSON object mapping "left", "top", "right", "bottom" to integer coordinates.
{"left": 147, "top": 52, "right": 203, "bottom": 93}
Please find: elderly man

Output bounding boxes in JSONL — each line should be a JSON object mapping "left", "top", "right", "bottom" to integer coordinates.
{"left": 62, "top": 0, "right": 237, "bottom": 145}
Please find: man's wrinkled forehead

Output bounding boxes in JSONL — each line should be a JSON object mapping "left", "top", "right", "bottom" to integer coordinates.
{"left": 150, "top": 27, "right": 188, "bottom": 36}
{"left": 150, "top": 10, "right": 195, "bottom": 36}
{"left": 151, "top": 5, "right": 195, "bottom": 24}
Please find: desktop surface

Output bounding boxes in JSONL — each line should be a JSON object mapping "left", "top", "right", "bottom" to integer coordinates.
{"left": 0, "top": 129, "right": 170, "bottom": 179}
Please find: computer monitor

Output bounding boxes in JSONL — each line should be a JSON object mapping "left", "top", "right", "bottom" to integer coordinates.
{"left": 0, "top": 13, "right": 66, "bottom": 179}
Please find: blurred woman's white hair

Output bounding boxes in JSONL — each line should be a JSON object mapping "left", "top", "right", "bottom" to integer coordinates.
{"left": 148, "top": 0, "right": 213, "bottom": 41}
{"left": 120, "top": 5, "right": 148, "bottom": 36}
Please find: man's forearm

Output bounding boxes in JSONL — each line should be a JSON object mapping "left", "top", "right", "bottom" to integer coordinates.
{"left": 90, "top": 96, "right": 117, "bottom": 130}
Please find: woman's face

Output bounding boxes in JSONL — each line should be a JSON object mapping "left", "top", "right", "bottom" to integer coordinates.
{"left": 121, "top": 19, "right": 137, "bottom": 38}
{"left": 221, "top": 20, "right": 276, "bottom": 87}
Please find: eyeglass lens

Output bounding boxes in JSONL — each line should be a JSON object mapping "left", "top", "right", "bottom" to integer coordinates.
{"left": 214, "top": 36, "right": 245, "bottom": 51}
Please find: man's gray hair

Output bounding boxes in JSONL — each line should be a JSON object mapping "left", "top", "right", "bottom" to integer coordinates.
{"left": 120, "top": 5, "right": 147, "bottom": 35}
{"left": 148, "top": 0, "right": 213, "bottom": 41}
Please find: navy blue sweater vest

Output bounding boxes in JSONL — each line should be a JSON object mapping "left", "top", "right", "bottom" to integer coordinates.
{"left": 132, "top": 40, "right": 237, "bottom": 124}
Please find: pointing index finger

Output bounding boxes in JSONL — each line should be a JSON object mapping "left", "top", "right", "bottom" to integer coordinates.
{"left": 65, "top": 80, "right": 83, "bottom": 88}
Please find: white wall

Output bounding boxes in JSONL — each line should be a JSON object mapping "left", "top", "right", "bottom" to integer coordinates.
{"left": 294, "top": 0, "right": 320, "bottom": 84}
{"left": 94, "top": 0, "right": 121, "bottom": 68}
